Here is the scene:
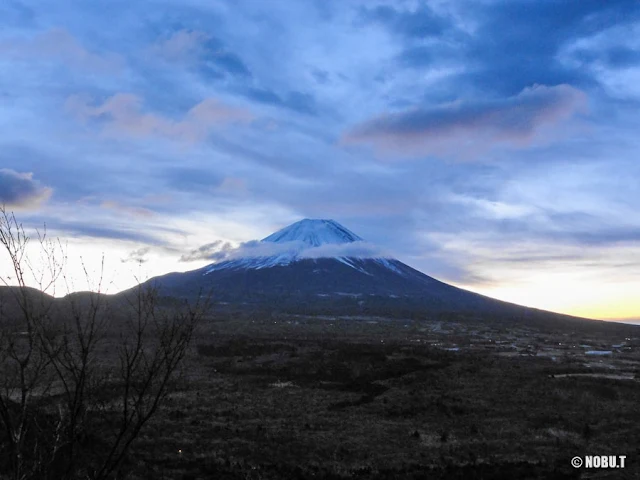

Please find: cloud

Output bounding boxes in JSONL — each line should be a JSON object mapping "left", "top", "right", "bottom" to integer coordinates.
{"left": 368, "top": 1, "right": 639, "bottom": 97}
{"left": 299, "top": 241, "right": 391, "bottom": 259}
{"left": 151, "top": 29, "right": 251, "bottom": 78}
{"left": 343, "top": 84, "right": 588, "bottom": 159}
{"left": 0, "top": 169, "right": 52, "bottom": 208}
{"left": 183, "top": 239, "right": 300, "bottom": 264}
{"left": 159, "top": 166, "right": 225, "bottom": 193}
{"left": 218, "top": 177, "right": 248, "bottom": 194}
{"left": 242, "top": 87, "right": 317, "bottom": 115}
{"left": 65, "top": 93, "right": 254, "bottom": 142}
{"left": 452, "top": 1, "right": 630, "bottom": 95}
{"left": 152, "top": 30, "right": 209, "bottom": 61}
{"left": 428, "top": 223, "right": 640, "bottom": 290}
{"left": 359, "top": 4, "right": 450, "bottom": 39}
{"left": 557, "top": 22, "right": 640, "bottom": 100}
{"left": 0, "top": 28, "right": 123, "bottom": 73}
{"left": 121, "top": 247, "right": 150, "bottom": 264}
{"left": 100, "top": 200, "right": 155, "bottom": 219}
{"left": 182, "top": 238, "right": 392, "bottom": 265}
{"left": 557, "top": 226, "right": 640, "bottom": 247}
{"left": 179, "top": 240, "right": 235, "bottom": 262}
{"left": 2, "top": 0, "right": 640, "bottom": 318}
{"left": 38, "top": 220, "right": 166, "bottom": 245}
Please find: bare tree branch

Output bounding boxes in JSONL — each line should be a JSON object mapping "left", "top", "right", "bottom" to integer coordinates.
{"left": 0, "top": 206, "right": 209, "bottom": 479}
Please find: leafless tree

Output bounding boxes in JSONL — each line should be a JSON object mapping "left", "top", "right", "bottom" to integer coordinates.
{"left": 0, "top": 207, "right": 209, "bottom": 479}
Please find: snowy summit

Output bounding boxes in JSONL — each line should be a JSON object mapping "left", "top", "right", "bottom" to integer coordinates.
{"left": 262, "top": 219, "right": 363, "bottom": 247}
{"left": 204, "top": 218, "right": 394, "bottom": 273}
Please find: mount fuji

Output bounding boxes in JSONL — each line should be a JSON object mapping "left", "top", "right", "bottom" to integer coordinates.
{"left": 203, "top": 219, "right": 401, "bottom": 274}
{"left": 263, "top": 219, "right": 363, "bottom": 245}
{"left": 141, "top": 219, "right": 578, "bottom": 321}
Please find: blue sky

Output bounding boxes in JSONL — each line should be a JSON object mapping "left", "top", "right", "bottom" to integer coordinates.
{"left": 1, "top": 0, "right": 640, "bottom": 320}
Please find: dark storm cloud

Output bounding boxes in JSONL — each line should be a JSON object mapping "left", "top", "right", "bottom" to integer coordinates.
{"left": 0, "top": 169, "right": 52, "bottom": 208}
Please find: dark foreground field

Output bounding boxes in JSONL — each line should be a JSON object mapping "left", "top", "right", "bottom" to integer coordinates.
{"left": 119, "top": 315, "right": 640, "bottom": 479}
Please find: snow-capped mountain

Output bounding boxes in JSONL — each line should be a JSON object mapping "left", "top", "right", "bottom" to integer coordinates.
{"left": 139, "top": 218, "right": 573, "bottom": 321}
{"left": 263, "top": 219, "right": 363, "bottom": 246}
{"left": 204, "top": 219, "right": 398, "bottom": 273}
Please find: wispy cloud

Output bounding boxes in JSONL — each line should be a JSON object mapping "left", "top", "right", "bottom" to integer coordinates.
{"left": 359, "top": 4, "right": 451, "bottom": 39}
{"left": 65, "top": 93, "right": 254, "bottom": 142}
{"left": 343, "top": 84, "right": 588, "bottom": 159}
{"left": 0, "top": 28, "right": 123, "bottom": 73}
{"left": 179, "top": 240, "right": 235, "bottom": 262}
{"left": 150, "top": 29, "right": 251, "bottom": 78}
{"left": 100, "top": 200, "right": 155, "bottom": 219}
{"left": 151, "top": 29, "right": 209, "bottom": 61}
{"left": 121, "top": 247, "right": 151, "bottom": 264}
{"left": 37, "top": 220, "right": 166, "bottom": 245}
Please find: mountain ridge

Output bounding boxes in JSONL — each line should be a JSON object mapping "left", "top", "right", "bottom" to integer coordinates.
{"left": 122, "top": 219, "right": 586, "bottom": 326}
{"left": 114, "top": 218, "right": 625, "bottom": 329}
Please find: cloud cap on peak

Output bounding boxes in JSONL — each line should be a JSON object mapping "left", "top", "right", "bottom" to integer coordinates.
{"left": 182, "top": 239, "right": 392, "bottom": 266}
{"left": 343, "top": 84, "right": 588, "bottom": 159}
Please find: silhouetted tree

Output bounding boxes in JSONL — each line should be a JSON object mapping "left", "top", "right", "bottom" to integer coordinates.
{"left": 0, "top": 206, "right": 209, "bottom": 479}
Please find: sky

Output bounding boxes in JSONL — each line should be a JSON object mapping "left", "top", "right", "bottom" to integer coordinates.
{"left": 1, "top": 0, "right": 640, "bottom": 321}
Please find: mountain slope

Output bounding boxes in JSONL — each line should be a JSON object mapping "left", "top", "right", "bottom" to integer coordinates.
{"left": 133, "top": 219, "right": 565, "bottom": 321}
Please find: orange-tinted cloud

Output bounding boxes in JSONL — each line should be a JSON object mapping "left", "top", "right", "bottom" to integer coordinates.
{"left": 65, "top": 93, "right": 253, "bottom": 142}
{"left": 0, "top": 28, "right": 123, "bottom": 73}
{"left": 343, "top": 84, "right": 588, "bottom": 159}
